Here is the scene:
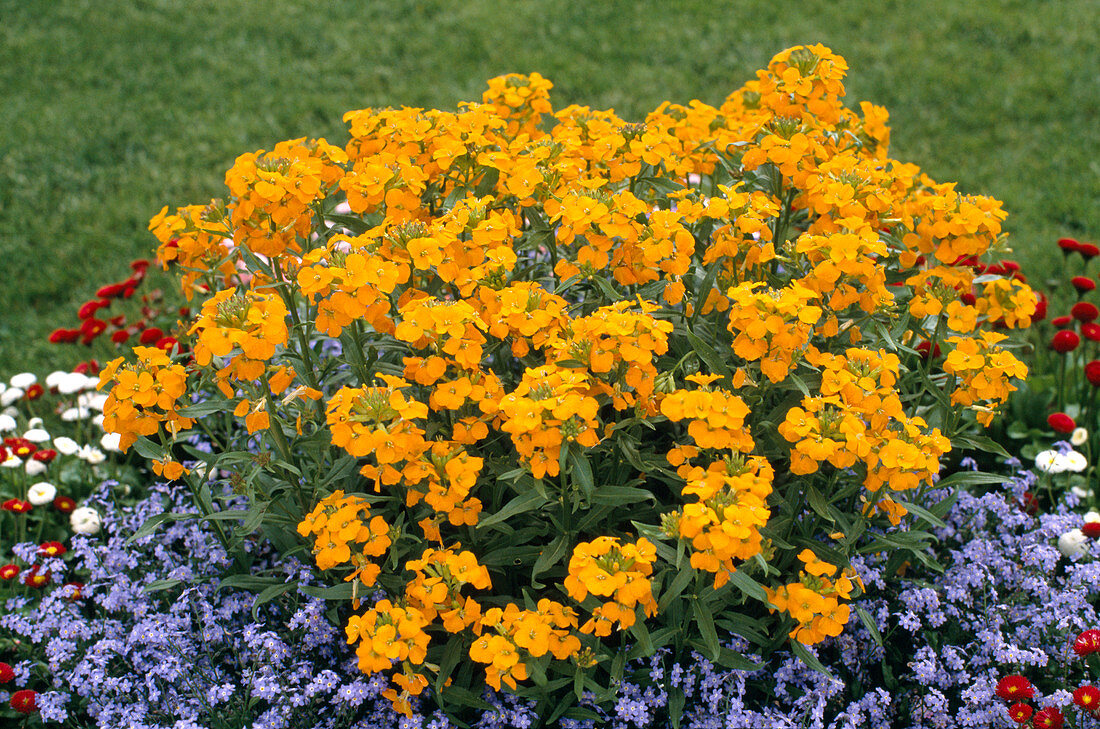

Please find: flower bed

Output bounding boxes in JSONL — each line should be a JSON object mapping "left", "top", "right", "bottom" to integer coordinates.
{"left": 7, "top": 44, "right": 1100, "bottom": 729}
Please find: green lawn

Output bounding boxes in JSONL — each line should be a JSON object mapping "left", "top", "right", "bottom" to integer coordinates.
{"left": 2, "top": 0, "right": 1097, "bottom": 374}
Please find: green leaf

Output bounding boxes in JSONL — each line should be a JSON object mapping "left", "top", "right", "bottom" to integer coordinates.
{"left": 658, "top": 563, "right": 696, "bottom": 612}
{"left": 440, "top": 685, "right": 495, "bottom": 712}
{"left": 567, "top": 449, "right": 595, "bottom": 502}
{"left": 626, "top": 614, "right": 654, "bottom": 655}
{"left": 690, "top": 263, "right": 722, "bottom": 328}
{"left": 131, "top": 435, "right": 164, "bottom": 461}
{"left": 477, "top": 490, "right": 547, "bottom": 529}
{"left": 726, "top": 569, "right": 768, "bottom": 604}
{"left": 791, "top": 640, "right": 834, "bottom": 678}
{"left": 935, "top": 470, "right": 1007, "bottom": 489}
{"left": 251, "top": 581, "right": 298, "bottom": 619}
{"left": 895, "top": 499, "right": 947, "bottom": 529}
{"left": 684, "top": 329, "right": 731, "bottom": 378}
{"left": 591, "top": 485, "right": 656, "bottom": 505}
{"left": 143, "top": 578, "right": 182, "bottom": 593}
{"left": 299, "top": 582, "right": 356, "bottom": 600}
{"left": 126, "top": 511, "right": 198, "bottom": 544}
{"left": 531, "top": 535, "right": 571, "bottom": 583}
{"left": 692, "top": 599, "right": 720, "bottom": 660}
{"left": 176, "top": 399, "right": 228, "bottom": 418}
{"left": 805, "top": 486, "right": 834, "bottom": 523}
{"left": 951, "top": 435, "right": 1011, "bottom": 459}
{"left": 668, "top": 686, "right": 686, "bottom": 729}
{"left": 855, "top": 605, "right": 883, "bottom": 648}
{"left": 435, "top": 638, "right": 466, "bottom": 694}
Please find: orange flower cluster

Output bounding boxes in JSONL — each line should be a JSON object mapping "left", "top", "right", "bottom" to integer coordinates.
{"left": 297, "top": 490, "right": 392, "bottom": 584}
{"left": 498, "top": 365, "right": 601, "bottom": 479}
{"left": 563, "top": 537, "right": 658, "bottom": 636}
{"left": 148, "top": 201, "right": 237, "bottom": 299}
{"left": 225, "top": 138, "right": 347, "bottom": 258}
{"left": 190, "top": 289, "right": 289, "bottom": 389}
{"left": 99, "top": 346, "right": 193, "bottom": 454}
{"left": 763, "top": 548, "right": 858, "bottom": 645}
{"left": 943, "top": 331, "right": 1029, "bottom": 426}
{"left": 664, "top": 456, "right": 773, "bottom": 588}
{"left": 473, "top": 599, "right": 581, "bottom": 691}
{"left": 778, "top": 348, "right": 950, "bottom": 505}
{"left": 660, "top": 377, "right": 754, "bottom": 452}
{"left": 725, "top": 283, "right": 824, "bottom": 383}
{"left": 344, "top": 599, "right": 432, "bottom": 715}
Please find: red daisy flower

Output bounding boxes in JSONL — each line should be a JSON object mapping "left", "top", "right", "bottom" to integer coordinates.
{"left": 1, "top": 499, "right": 32, "bottom": 514}
{"left": 1052, "top": 315, "right": 1074, "bottom": 329}
{"left": 996, "top": 675, "right": 1035, "bottom": 701}
{"left": 0, "top": 661, "right": 13, "bottom": 683}
{"left": 0, "top": 564, "right": 20, "bottom": 580}
{"left": 96, "top": 282, "right": 127, "bottom": 299}
{"left": 10, "top": 689, "right": 37, "bottom": 714}
{"left": 1073, "top": 301, "right": 1100, "bottom": 323}
{"left": 79, "top": 317, "right": 108, "bottom": 345}
{"left": 1081, "top": 243, "right": 1100, "bottom": 261}
{"left": 1084, "top": 522, "right": 1100, "bottom": 539}
{"left": 1073, "top": 276, "right": 1097, "bottom": 294}
{"left": 73, "top": 360, "right": 100, "bottom": 375}
{"left": 53, "top": 495, "right": 76, "bottom": 513}
{"left": 32, "top": 448, "right": 57, "bottom": 464}
{"left": 1048, "top": 413, "right": 1077, "bottom": 433}
{"left": 48, "top": 327, "right": 81, "bottom": 343}
{"left": 1033, "top": 706, "right": 1064, "bottom": 729}
{"left": 1073, "top": 685, "right": 1100, "bottom": 710}
{"left": 24, "top": 383, "right": 44, "bottom": 400}
{"left": 110, "top": 330, "right": 130, "bottom": 345}
{"left": 77, "top": 299, "right": 109, "bottom": 320}
{"left": 38, "top": 541, "right": 66, "bottom": 557}
{"left": 156, "top": 336, "right": 180, "bottom": 353}
{"left": 1087, "top": 361, "right": 1100, "bottom": 387}
{"left": 1052, "top": 330, "right": 1081, "bottom": 353}
{"left": 139, "top": 327, "right": 164, "bottom": 345}
{"left": 1074, "top": 629, "right": 1100, "bottom": 656}
{"left": 1018, "top": 491, "right": 1040, "bottom": 515}
{"left": 63, "top": 581, "right": 84, "bottom": 601}
{"left": 22, "top": 566, "right": 50, "bottom": 589}
{"left": 1060, "top": 237, "right": 1082, "bottom": 254}
{"left": 1007, "top": 703, "right": 1033, "bottom": 725}
{"left": 1033, "top": 294, "right": 1048, "bottom": 322}
{"left": 1084, "top": 323, "right": 1100, "bottom": 342}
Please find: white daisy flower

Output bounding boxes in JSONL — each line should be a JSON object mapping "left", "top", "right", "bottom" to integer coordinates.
{"left": 53, "top": 437, "right": 80, "bottom": 455}
{"left": 1072, "top": 427, "right": 1090, "bottom": 446}
{"left": 0, "top": 414, "right": 16, "bottom": 433}
{"left": 70, "top": 507, "right": 102, "bottom": 535}
{"left": 1, "top": 387, "right": 24, "bottom": 406}
{"left": 9, "top": 373, "right": 36, "bottom": 389}
{"left": 1059, "top": 529, "right": 1089, "bottom": 558}
{"left": 27, "top": 481, "right": 57, "bottom": 506}
{"left": 1066, "top": 451, "right": 1089, "bottom": 473}
{"left": 100, "top": 432, "right": 122, "bottom": 452}
{"left": 24, "top": 459, "right": 46, "bottom": 476}
{"left": 23, "top": 428, "right": 50, "bottom": 443}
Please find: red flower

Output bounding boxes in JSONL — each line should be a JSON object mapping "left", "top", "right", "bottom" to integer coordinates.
{"left": 1074, "top": 685, "right": 1100, "bottom": 710}
{"left": 1048, "top": 413, "right": 1077, "bottom": 433}
{"left": 1052, "top": 330, "right": 1081, "bottom": 353}
{"left": 156, "top": 336, "right": 180, "bottom": 353}
{"left": 1007, "top": 703, "right": 1033, "bottom": 725}
{"left": 1087, "top": 361, "right": 1100, "bottom": 387}
{"left": 79, "top": 317, "right": 108, "bottom": 345}
{"left": 1002, "top": 260, "right": 1021, "bottom": 273}
{"left": 961, "top": 292, "right": 977, "bottom": 306}
{"left": 1, "top": 499, "right": 32, "bottom": 514}
{"left": 1060, "top": 237, "right": 1082, "bottom": 254}
{"left": 1073, "top": 276, "right": 1097, "bottom": 294}
{"left": 1019, "top": 491, "right": 1040, "bottom": 515}
{"left": 22, "top": 566, "right": 50, "bottom": 588}
{"left": 110, "top": 330, "right": 130, "bottom": 345}
{"left": 1033, "top": 294, "right": 1048, "bottom": 322}
{"left": 1081, "top": 243, "right": 1100, "bottom": 261}
{"left": 96, "top": 282, "right": 127, "bottom": 298}
{"left": 77, "top": 299, "right": 109, "bottom": 320}
{"left": 996, "top": 675, "right": 1035, "bottom": 701}
{"left": 0, "top": 564, "right": 20, "bottom": 580}
{"left": 1033, "top": 706, "right": 1064, "bottom": 729}
{"left": 131, "top": 258, "right": 151, "bottom": 272}
{"left": 1053, "top": 315, "right": 1074, "bottom": 329}
{"left": 5, "top": 438, "right": 36, "bottom": 457}
{"left": 1074, "top": 629, "right": 1100, "bottom": 656}
{"left": 38, "top": 541, "right": 66, "bottom": 557}
{"left": 63, "top": 581, "right": 84, "bottom": 601}
{"left": 139, "top": 327, "right": 164, "bottom": 345}
{"left": 24, "top": 383, "right": 44, "bottom": 400}
{"left": 10, "top": 689, "right": 37, "bottom": 714}
{"left": 48, "top": 327, "right": 80, "bottom": 343}
{"left": 53, "top": 495, "right": 76, "bottom": 513}
{"left": 73, "top": 360, "right": 100, "bottom": 375}
{"left": 1073, "top": 301, "right": 1100, "bottom": 323}
{"left": 0, "top": 661, "right": 12, "bottom": 683}
{"left": 1084, "top": 323, "right": 1100, "bottom": 342}
{"left": 1084, "top": 522, "right": 1100, "bottom": 539}
{"left": 916, "top": 341, "right": 942, "bottom": 360}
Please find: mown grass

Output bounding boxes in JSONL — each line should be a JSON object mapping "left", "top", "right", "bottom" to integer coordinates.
{"left": 1, "top": 0, "right": 1097, "bottom": 373}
